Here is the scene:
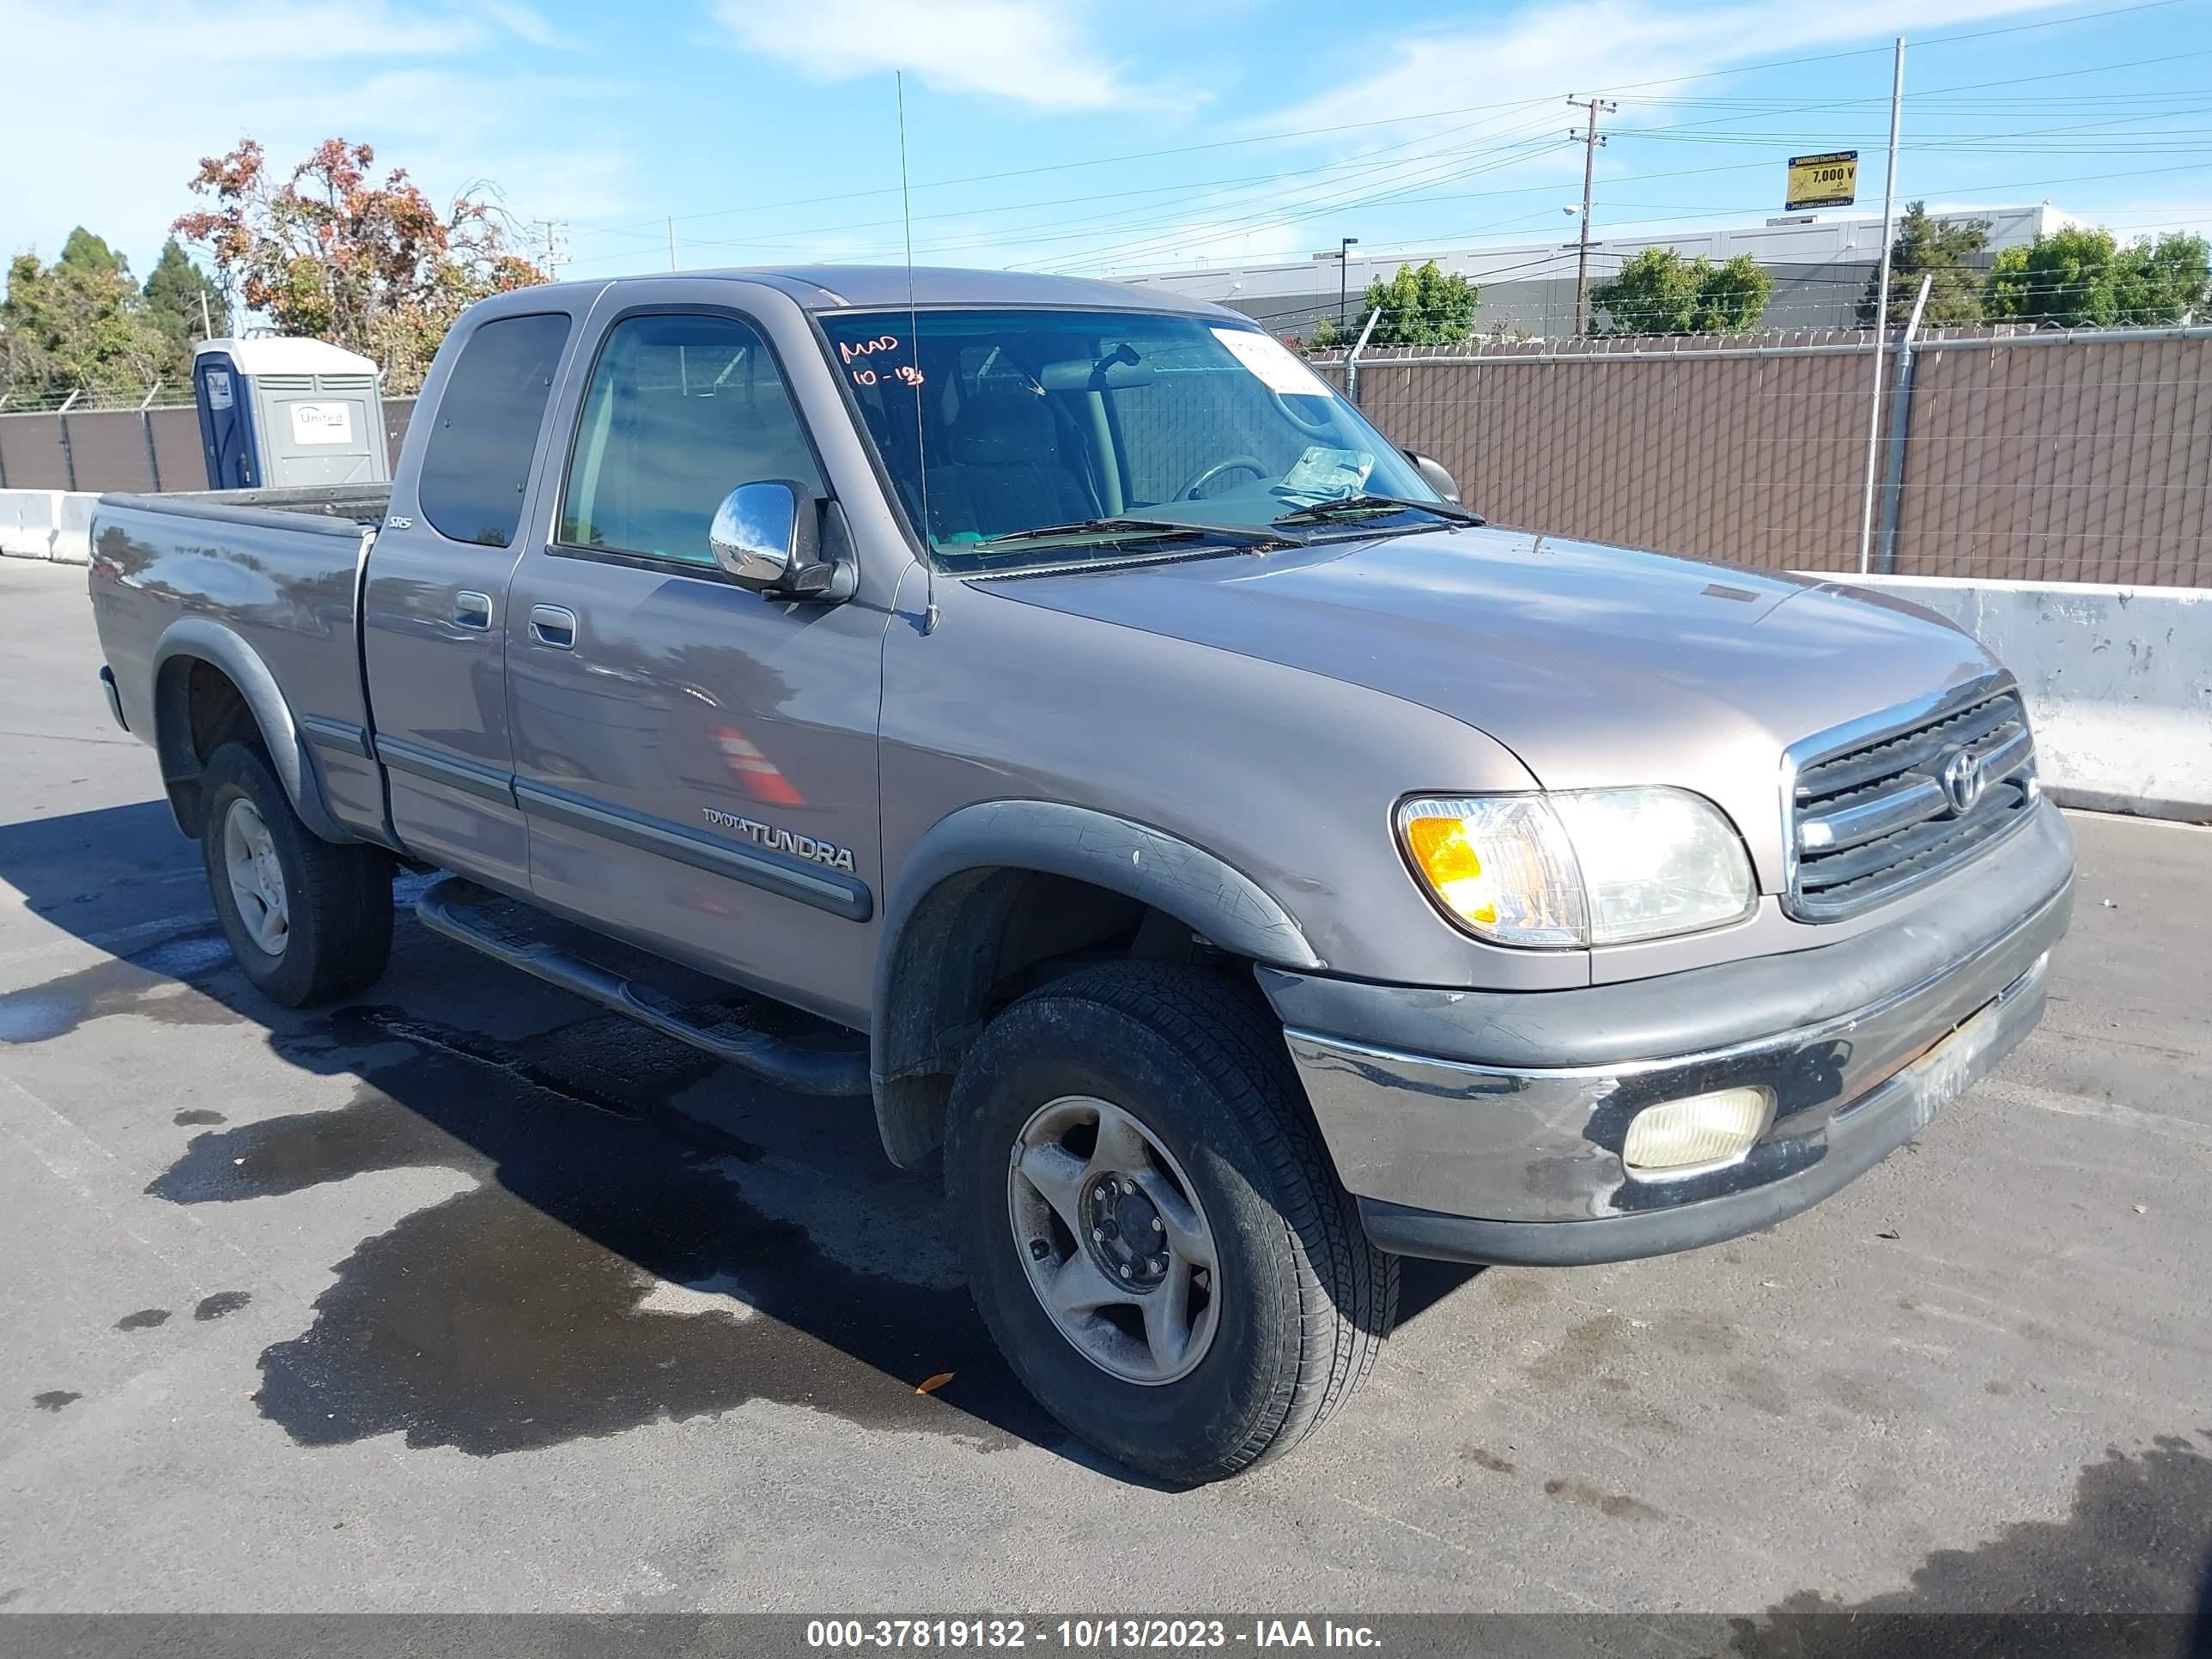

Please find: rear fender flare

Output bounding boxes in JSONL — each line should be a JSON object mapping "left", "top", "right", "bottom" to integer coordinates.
{"left": 151, "top": 617, "right": 349, "bottom": 843}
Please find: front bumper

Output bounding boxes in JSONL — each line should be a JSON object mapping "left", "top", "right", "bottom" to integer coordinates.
{"left": 1267, "top": 800, "right": 2073, "bottom": 1267}
{"left": 98, "top": 665, "right": 128, "bottom": 732}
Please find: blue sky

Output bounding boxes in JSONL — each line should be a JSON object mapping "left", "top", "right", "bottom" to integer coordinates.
{"left": 4, "top": 0, "right": 2209, "bottom": 289}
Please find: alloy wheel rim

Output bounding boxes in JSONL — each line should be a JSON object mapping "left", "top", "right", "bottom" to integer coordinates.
{"left": 222, "top": 798, "right": 289, "bottom": 957}
{"left": 1007, "top": 1094, "right": 1220, "bottom": 1386}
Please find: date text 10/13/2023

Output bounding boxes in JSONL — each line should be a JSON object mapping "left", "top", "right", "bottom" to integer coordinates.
{"left": 805, "top": 1620, "right": 1382, "bottom": 1650}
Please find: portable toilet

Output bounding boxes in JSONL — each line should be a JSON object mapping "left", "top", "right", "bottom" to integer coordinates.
{"left": 192, "top": 337, "right": 390, "bottom": 490}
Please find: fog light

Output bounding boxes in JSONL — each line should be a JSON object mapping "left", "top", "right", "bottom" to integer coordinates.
{"left": 1622, "top": 1087, "right": 1773, "bottom": 1176}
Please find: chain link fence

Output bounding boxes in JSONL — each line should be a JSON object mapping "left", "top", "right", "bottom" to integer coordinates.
{"left": 1312, "top": 315, "right": 2212, "bottom": 586}
{"left": 0, "top": 396, "right": 419, "bottom": 495}
{"left": 10, "top": 313, "right": 2212, "bottom": 587}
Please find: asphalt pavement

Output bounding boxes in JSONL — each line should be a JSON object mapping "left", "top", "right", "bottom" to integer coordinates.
{"left": 1, "top": 557, "right": 2206, "bottom": 1627}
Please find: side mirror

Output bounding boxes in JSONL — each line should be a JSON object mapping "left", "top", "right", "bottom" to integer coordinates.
{"left": 1402, "top": 449, "right": 1462, "bottom": 506}
{"left": 710, "top": 480, "right": 819, "bottom": 591}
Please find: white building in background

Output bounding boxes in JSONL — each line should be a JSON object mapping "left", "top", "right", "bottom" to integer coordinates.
{"left": 1116, "top": 205, "right": 2085, "bottom": 339}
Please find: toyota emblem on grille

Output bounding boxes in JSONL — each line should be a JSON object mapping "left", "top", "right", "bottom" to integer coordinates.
{"left": 1940, "top": 747, "right": 1985, "bottom": 814}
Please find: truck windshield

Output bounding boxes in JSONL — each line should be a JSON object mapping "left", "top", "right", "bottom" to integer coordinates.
{"left": 816, "top": 307, "right": 1443, "bottom": 568}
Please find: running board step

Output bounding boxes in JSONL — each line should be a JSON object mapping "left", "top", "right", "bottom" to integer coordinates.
{"left": 415, "top": 875, "right": 871, "bottom": 1098}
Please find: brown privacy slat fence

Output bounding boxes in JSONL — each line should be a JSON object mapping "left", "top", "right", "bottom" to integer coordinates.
{"left": 8, "top": 330, "right": 2210, "bottom": 586}
{"left": 0, "top": 397, "right": 418, "bottom": 495}
{"left": 1323, "top": 325, "right": 2212, "bottom": 586}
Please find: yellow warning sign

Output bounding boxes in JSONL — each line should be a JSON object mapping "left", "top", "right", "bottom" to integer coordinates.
{"left": 1787, "top": 151, "right": 1858, "bottom": 211}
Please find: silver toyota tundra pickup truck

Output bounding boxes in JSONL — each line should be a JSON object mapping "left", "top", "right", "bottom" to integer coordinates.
{"left": 88, "top": 267, "right": 2073, "bottom": 1483}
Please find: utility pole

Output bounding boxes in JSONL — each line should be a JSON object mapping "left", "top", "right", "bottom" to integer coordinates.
{"left": 667, "top": 216, "right": 678, "bottom": 272}
{"left": 1338, "top": 235, "right": 1359, "bottom": 331}
{"left": 1856, "top": 37, "right": 1906, "bottom": 574}
{"left": 1567, "top": 95, "right": 1614, "bottom": 335}
{"left": 537, "top": 219, "right": 568, "bottom": 281}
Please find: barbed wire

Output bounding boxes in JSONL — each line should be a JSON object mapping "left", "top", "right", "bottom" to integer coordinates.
{"left": 0, "top": 384, "right": 198, "bottom": 414}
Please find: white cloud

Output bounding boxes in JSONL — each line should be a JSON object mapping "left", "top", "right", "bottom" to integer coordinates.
{"left": 1264, "top": 0, "right": 2073, "bottom": 138}
{"left": 0, "top": 0, "right": 633, "bottom": 275}
{"left": 476, "top": 0, "right": 568, "bottom": 46}
{"left": 1030, "top": 0, "right": 2072, "bottom": 279}
{"left": 710, "top": 0, "right": 1157, "bottom": 111}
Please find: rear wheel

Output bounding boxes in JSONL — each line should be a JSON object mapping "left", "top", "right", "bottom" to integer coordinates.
{"left": 200, "top": 741, "right": 392, "bottom": 1007}
{"left": 946, "top": 963, "right": 1396, "bottom": 1484}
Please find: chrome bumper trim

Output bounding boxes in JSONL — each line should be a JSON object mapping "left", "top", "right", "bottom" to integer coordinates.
{"left": 1284, "top": 914, "right": 2056, "bottom": 1226}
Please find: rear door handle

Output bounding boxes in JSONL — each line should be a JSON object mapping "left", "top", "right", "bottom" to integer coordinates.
{"left": 453, "top": 591, "right": 493, "bottom": 629}
{"left": 529, "top": 605, "right": 577, "bottom": 649}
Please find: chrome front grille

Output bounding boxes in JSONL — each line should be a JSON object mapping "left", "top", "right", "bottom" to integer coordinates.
{"left": 1787, "top": 683, "right": 2039, "bottom": 920}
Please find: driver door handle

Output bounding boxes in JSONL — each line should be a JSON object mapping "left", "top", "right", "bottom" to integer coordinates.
{"left": 529, "top": 605, "right": 577, "bottom": 649}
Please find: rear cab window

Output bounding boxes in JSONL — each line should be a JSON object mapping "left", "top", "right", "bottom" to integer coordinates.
{"left": 416, "top": 313, "right": 573, "bottom": 549}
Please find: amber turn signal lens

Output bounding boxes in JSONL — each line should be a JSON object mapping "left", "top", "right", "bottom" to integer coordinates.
{"left": 1402, "top": 815, "right": 1494, "bottom": 925}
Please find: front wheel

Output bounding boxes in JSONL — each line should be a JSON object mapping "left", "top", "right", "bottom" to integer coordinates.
{"left": 200, "top": 741, "right": 393, "bottom": 1007}
{"left": 945, "top": 963, "right": 1397, "bottom": 1484}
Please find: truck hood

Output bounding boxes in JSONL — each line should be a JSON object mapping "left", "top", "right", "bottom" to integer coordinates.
{"left": 976, "top": 526, "right": 1998, "bottom": 883}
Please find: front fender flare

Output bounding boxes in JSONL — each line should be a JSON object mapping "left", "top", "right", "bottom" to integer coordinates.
{"left": 151, "top": 617, "right": 349, "bottom": 843}
{"left": 868, "top": 799, "right": 1322, "bottom": 1165}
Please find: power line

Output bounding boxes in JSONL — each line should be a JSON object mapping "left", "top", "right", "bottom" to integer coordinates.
{"left": 568, "top": 5, "right": 2185, "bottom": 247}
{"left": 556, "top": 3, "right": 2212, "bottom": 280}
{"left": 568, "top": 94, "right": 1571, "bottom": 240}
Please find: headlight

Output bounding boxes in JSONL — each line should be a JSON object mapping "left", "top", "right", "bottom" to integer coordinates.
{"left": 1397, "top": 787, "right": 1756, "bottom": 946}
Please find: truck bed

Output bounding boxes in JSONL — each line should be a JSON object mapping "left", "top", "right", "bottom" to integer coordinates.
{"left": 98, "top": 483, "right": 391, "bottom": 530}
{"left": 88, "top": 487, "right": 386, "bottom": 845}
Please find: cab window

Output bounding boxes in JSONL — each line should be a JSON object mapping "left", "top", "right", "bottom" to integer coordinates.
{"left": 559, "top": 313, "right": 823, "bottom": 568}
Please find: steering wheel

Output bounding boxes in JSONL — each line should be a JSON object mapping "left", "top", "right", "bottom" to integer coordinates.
{"left": 1176, "top": 455, "right": 1270, "bottom": 501}
{"left": 1271, "top": 386, "right": 1338, "bottom": 435}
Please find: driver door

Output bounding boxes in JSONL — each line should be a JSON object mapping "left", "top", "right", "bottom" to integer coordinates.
{"left": 502, "top": 300, "right": 890, "bottom": 1028}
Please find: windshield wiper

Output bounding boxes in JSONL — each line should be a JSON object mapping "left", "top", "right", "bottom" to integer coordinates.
{"left": 973, "top": 516, "right": 1279, "bottom": 549}
{"left": 1271, "top": 495, "right": 1486, "bottom": 527}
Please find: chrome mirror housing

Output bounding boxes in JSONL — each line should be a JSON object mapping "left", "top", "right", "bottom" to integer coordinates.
{"left": 709, "top": 481, "right": 818, "bottom": 591}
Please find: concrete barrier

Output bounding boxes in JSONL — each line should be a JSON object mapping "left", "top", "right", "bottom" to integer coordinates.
{"left": 1833, "top": 574, "right": 2212, "bottom": 823}
{"left": 0, "top": 489, "right": 94, "bottom": 565}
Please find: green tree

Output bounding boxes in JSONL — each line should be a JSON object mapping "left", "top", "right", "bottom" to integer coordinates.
{"left": 142, "top": 239, "right": 228, "bottom": 374}
{"left": 1589, "top": 247, "right": 1774, "bottom": 335}
{"left": 1987, "top": 226, "right": 2210, "bottom": 328}
{"left": 1317, "top": 260, "right": 1480, "bottom": 347}
{"left": 1861, "top": 203, "right": 1989, "bottom": 327}
{"left": 59, "top": 228, "right": 131, "bottom": 278}
{"left": 1, "top": 232, "right": 173, "bottom": 400}
{"left": 2112, "top": 232, "right": 2211, "bottom": 325}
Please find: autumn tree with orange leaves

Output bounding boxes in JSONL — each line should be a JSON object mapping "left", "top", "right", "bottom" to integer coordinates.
{"left": 173, "top": 138, "right": 549, "bottom": 389}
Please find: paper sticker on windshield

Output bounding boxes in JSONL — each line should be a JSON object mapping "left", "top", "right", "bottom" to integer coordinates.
{"left": 1280, "top": 447, "right": 1375, "bottom": 500}
{"left": 1210, "top": 327, "right": 1331, "bottom": 396}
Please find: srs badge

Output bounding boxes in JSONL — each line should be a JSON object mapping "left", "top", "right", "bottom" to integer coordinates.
{"left": 702, "top": 807, "right": 858, "bottom": 872}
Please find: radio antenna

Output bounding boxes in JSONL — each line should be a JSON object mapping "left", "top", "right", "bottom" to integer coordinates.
{"left": 897, "top": 70, "right": 939, "bottom": 636}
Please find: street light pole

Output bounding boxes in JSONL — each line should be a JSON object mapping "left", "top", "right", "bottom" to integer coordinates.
{"left": 1339, "top": 236, "right": 1359, "bottom": 331}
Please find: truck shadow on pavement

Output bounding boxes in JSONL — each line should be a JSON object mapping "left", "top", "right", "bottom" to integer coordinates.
{"left": 4, "top": 799, "right": 1485, "bottom": 1485}
{"left": 0, "top": 802, "right": 1110, "bottom": 1469}
{"left": 1729, "top": 1431, "right": 2212, "bottom": 1657}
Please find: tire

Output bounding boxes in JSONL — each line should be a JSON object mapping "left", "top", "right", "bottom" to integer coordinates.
{"left": 945, "top": 962, "right": 1397, "bottom": 1484}
{"left": 199, "top": 740, "right": 393, "bottom": 1008}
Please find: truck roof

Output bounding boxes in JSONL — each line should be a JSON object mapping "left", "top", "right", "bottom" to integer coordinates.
{"left": 520, "top": 265, "right": 1237, "bottom": 317}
